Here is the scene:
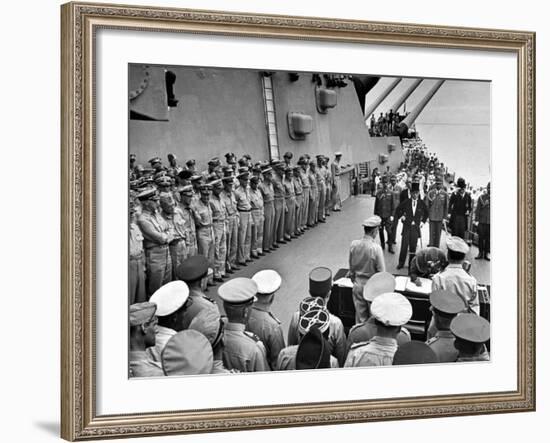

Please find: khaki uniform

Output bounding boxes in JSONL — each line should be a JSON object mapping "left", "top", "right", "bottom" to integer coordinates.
{"left": 347, "top": 317, "right": 411, "bottom": 352}
{"left": 316, "top": 168, "right": 326, "bottom": 221}
{"left": 272, "top": 174, "right": 286, "bottom": 243}
{"left": 129, "top": 350, "right": 164, "bottom": 378}
{"left": 426, "top": 188, "right": 449, "bottom": 247}
{"left": 247, "top": 305, "right": 286, "bottom": 370}
{"left": 129, "top": 222, "right": 146, "bottom": 304}
{"left": 181, "top": 288, "right": 220, "bottom": 330}
{"left": 331, "top": 161, "right": 342, "bottom": 210}
{"left": 180, "top": 203, "right": 198, "bottom": 256}
{"left": 299, "top": 168, "right": 310, "bottom": 230}
{"left": 249, "top": 187, "right": 264, "bottom": 255}
{"left": 163, "top": 207, "right": 188, "bottom": 280}
{"left": 275, "top": 345, "right": 339, "bottom": 370}
{"left": 283, "top": 177, "right": 296, "bottom": 239}
{"left": 193, "top": 199, "right": 215, "bottom": 269}
{"left": 308, "top": 170, "right": 318, "bottom": 225}
{"left": 348, "top": 236, "right": 386, "bottom": 323}
{"left": 287, "top": 311, "right": 347, "bottom": 366}
{"left": 259, "top": 181, "right": 275, "bottom": 251}
{"left": 210, "top": 194, "right": 228, "bottom": 278}
{"left": 220, "top": 189, "right": 239, "bottom": 271}
{"left": 234, "top": 185, "right": 252, "bottom": 263}
{"left": 292, "top": 175, "right": 303, "bottom": 234}
{"left": 426, "top": 330, "right": 459, "bottom": 363}
{"left": 137, "top": 211, "right": 172, "bottom": 297}
{"left": 222, "top": 322, "right": 270, "bottom": 372}
{"left": 324, "top": 165, "right": 332, "bottom": 214}
{"left": 344, "top": 336, "right": 398, "bottom": 367}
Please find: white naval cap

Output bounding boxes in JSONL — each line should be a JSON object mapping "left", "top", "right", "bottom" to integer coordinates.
{"left": 363, "top": 272, "right": 396, "bottom": 302}
{"left": 218, "top": 277, "right": 258, "bottom": 304}
{"left": 370, "top": 292, "right": 412, "bottom": 327}
{"left": 149, "top": 281, "right": 189, "bottom": 316}
{"left": 362, "top": 215, "right": 382, "bottom": 228}
{"left": 446, "top": 235, "right": 470, "bottom": 254}
{"left": 252, "top": 270, "right": 282, "bottom": 295}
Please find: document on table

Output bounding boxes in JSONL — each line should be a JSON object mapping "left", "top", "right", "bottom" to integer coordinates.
{"left": 334, "top": 277, "right": 354, "bottom": 288}
{"left": 405, "top": 277, "right": 433, "bottom": 294}
{"left": 395, "top": 276, "right": 409, "bottom": 292}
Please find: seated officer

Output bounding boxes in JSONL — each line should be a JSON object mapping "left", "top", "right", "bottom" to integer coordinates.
{"left": 189, "top": 309, "right": 231, "bottom": 374}
{"left": 426, "top": 290, "right": 465, "bottom": 362}
{"left": 276, "top": 309, "right": 338, "bottom": 370}
{"left": 161, "top": 330, "right": 214, "bottom": 376}
{"left": 218, "top": 278, "right": 270, "bottom": 372}
{"left": 344, "top": 292, "right": 412, "bottom": 367}
{"left": 393, "top": 341, "right": 439, "bottom": 366}
{"left": 408, "top": 247, "right": 447, "bottom": 284}
{"left": 247, "top": 270, "right": 286, "bottom": 370}
{"left": 347, "top": 272, "right": 411, "bottom": 351}
{"left": 129, "top": 302, "right": 164, "bottom": 378}
{"left": 146, "top": 281, "right": 190, "bottom": 362}
{"left": 176, "top": 255, "right": 219, "bottom": 330}
{"left": 287, "top": 267, "right": 347, "bottom": 366}
{"left": 450, "top": 314, "right": 490, "bottom": 362}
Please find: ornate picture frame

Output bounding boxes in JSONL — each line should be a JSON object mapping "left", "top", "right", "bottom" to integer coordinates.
{"left": 61, "top": 1, "right": 536, "bottom": 440}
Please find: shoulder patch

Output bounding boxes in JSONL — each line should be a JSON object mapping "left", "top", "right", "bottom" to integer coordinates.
{"left": 350, "top": 341, "right": 369, "bottom": 350}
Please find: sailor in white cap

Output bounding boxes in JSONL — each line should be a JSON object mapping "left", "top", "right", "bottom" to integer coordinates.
{"left": 218, "top": 278, "right": 270, "bottom": 372}
{"left": 161, "top": 330, "right": 214, "bottom": 376}
{"left": 331, "top": 151, "right": 343, "bottom": 211}
{"left": 344, "top": 292, "right": 412, "bottom": 367}
{"left": 432, "top": 235, "right": 479, "bottom": 317}
{"left": 348, "top": 216, "right": 386, "bottom": 324}
{"left": 129, "top": 302, "right": 164, "bottom": 377}
{"left": 246, "top": 270, "right": 286, "bottom": 370}
{"left": 346, "top": 272, "right": 411, "bottom": 352}
{"left": 276, "top": 309, "right": 339, "bottom": 370}
{"left": 287, "top": 267, "right": 347, "bottom": 366}
{"left": 146, "top": 281, "right": 190, "bottom": 362}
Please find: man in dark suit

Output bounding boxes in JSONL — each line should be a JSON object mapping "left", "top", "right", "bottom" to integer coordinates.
{"left": 399, "top": 177, "right": 412, "bottom": 203}
{"left": 448, "top": 177, "right": 472, "bottom": 239}
{"left": 394, "top": 182, "right": 428, "bottom": 269}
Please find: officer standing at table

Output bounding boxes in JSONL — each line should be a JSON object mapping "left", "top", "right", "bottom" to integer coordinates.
{"left": 218, "top": 278, "right": 270, "bottom": 372}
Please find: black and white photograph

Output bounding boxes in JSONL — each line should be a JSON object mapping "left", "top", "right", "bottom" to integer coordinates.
{"left": 128, "top": 64, "right": 491, "bottom": 378}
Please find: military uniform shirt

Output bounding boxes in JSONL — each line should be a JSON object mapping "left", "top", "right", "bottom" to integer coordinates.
{"left": 146, "top": 325, "right": 177, "bottom": 363}
{"left": 247, "top": 306, "right": 286, "bottom": 370}
{"left": 210, "top": 194, "right": 227, "bottom": 222}
{"left": 211, "top": 359, "right": 231, "bottom": 374}
{"left": 457, "top": 349, "right": 490, "bottom": 362}
{"left": 193, "top": 199, "right": 213, "bottom": 228}
{"left": 432, "top": 264, "right": 479, "bottom": 314}
{"left": 374, "top": 189, "right": 394, "bottom": 218}
{"left": 347, "top": 317, "right": 411, "bottom": 352}
{"left": 283, "top": 177, "right": 295, "bottom": 197}
{"left": 234, "top": 185, "right": 252, "bottom": 211}
{"left": 426, "top": 330, "right": 459, "bottom": 363}
{"left": 272, "top": 175, "right": 285, "bottom": 199}
{"left": 348, "top": 235, "right": 386, "bottom": 280}
{"left": 426, "top": 188, "right": 449, "bottom": 221}
{"left": 181, "top": 288, "right": 220, "bottom": 330}
{"left": 299, "top": 169, "right": 310, "bottom": 189}
{"left": 293, "top": 176, "right": 303, "bottom": 195}
{"left": 179, "top": 204, "right": 197, "bottom": 241}
{"left": 129, "top": 222, "right": 144, "bottom": 258}
{"left": 249, "top": 188, "right": 264, "bottom": 210}
{"left": 344, "top": 336, "right": 398, "bottom": 367}
{"left": 258, "top": 181, "right": 274, "bottom": 203}
{"left": 220, "top": 190, "right": 238, "bottom": 216}
{"left": 222, "top": 322, "right": 270, "bottom": 372}
{"left": 475, "top": 193, "right": 490, "bottom": 224}
{"left": 275, "top": 345, "right": 339, "bottom": 371}
{"left": 129, "top": 350, "right": 164, "bottom": 377}
{"left": 163, "top": 207, "right": 187, "bottom": 241}
{"left": 137, "top": 211, "right": 171, "bottom": 249}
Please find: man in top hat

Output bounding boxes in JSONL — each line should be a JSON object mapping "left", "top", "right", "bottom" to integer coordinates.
{"left": 283, "top": 166, "right": 297, "bottom": 241}
{"left": 137, "top": 188, "right": 174, "bottom": 296}
{"left": 129, "top": 302, "right": 164, "bottom": 377}
{"left": 208, "top": 179, "right": 228, "bottom": 282}
{"left": 347, "top": 272, "right": 411, "bottom": 351}
{"left": 392, "top": 341, "right": 439, "bottom": 366}
{"left": 259, "top": 166, "right": 275, "bottom": 253}
{"left": 189, "top": 308, "right": 231, "bottom": 374}
{"left": 247, "top": 270, "right": 286, "bottom": 370}
{"left": 432, "top": 236, "right": 478, "bottom": 315}
{"left": 234, "top": 169, "right": 253, "bottom": 265}
{"left": 283, "top": 151, "right": 293, "bottom": 168}
{"left": 425, "top": 290, "right": 465, "bottom": 362}
{"left": 450, "top": 314, "right": 490, "bottom": 362}
{"left": 408, "top": 246, "right": 447, "bottom": 285}
{"left": 129, "top": 199, "right": 147, "bottom": 304}
{"left": 220, "top": 176, "right": 239, "bottom": 273}
{"left": 291, "top": 166, "right": 304, "bottom": 236}
{"left": 348, "top": 216, "right": 386, "bottom": 324}
{"left": 426, "top": 175, "right": 449, "bottom": 248}
{"left": 298, "top": 157, "right": 310, "bottom": 232}
{"left": 159, "top": 192, "right": 188, "bottom": 280}
{"left": 249, "top": 175, "right": 265, "bottom": 258}
{"left": 344, "top": 292, "right": 412, "bottom": 367}
{"left": 178, "top": 185, "right": 198, "bottom": 257}
{"left": 307, "top": 161, "right": 319, "bottom": 227}
{"left": 218, "top": 278, "right": 270, "bottom": 372}
{"left": 287, "top": 268, "right": 347, "bottom": 366}
{"left": 316, "top": 155, "right": 327, "bottom": 223}
{"left": 474, "top": 182, "right": 490, "bottom": 260}
{"left": 448, "top": 177, "right": 472, "bottom": 239}
{"left": 161, "top": 330, "right": 214, "bottom": 376}
{"left": 276, "top": 311, "right": 338, "bottom": 370}
{"left": 272, "top": 162, "right": 287, "bottom": 246}
{"left": 146, "top": 281, "right": 190, "bottom": 362}
{"left": 394, "top": 181, "right": 429, "bottom": 269}
{"left": 193, "top": 184, "right": 215, "bottom": 276}
{"left": 331, "top": 152, "right": 343, "bottom": 211}
{"left": 374, "top": 175, "right": 395, "bottom": 253}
